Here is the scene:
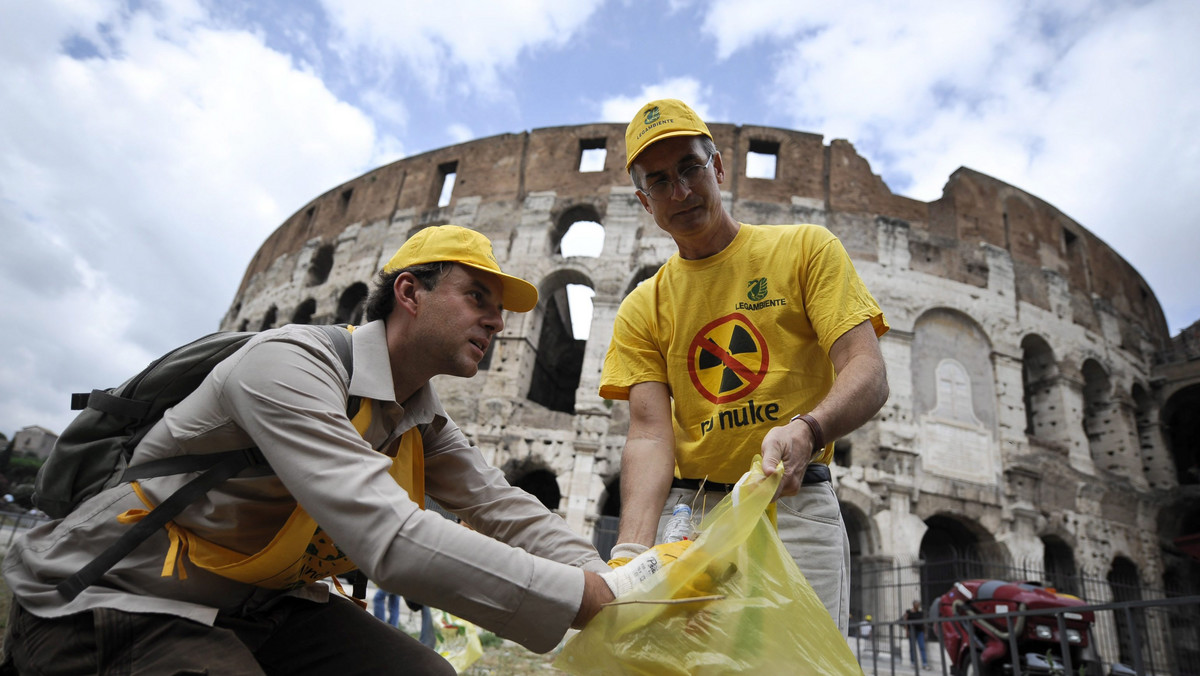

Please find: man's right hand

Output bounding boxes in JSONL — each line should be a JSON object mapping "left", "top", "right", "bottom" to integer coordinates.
{"left": 600, "top": 540, "right": 692, "bottom": 597}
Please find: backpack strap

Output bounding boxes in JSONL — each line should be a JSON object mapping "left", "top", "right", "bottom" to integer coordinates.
{"left": 57, "top": 325, "right": 361, "bottom": 601}
{"left": 57, "top": 448, "right": 265, "bottom": 600}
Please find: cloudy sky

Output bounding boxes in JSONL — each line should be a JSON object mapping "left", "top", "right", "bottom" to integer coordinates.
{"left": 3, "top": 0, "right": 1198, "bottom": 437}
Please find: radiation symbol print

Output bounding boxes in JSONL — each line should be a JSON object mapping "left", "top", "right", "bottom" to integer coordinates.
{"left": 687, "top": 313, "right": 770, "bottom": 404}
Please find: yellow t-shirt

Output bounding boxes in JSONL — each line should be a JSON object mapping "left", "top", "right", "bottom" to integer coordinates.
{"left": 599, "top": 224, "right": 888, "bottom": 483}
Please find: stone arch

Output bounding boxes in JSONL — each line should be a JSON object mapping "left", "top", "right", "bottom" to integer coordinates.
{"left": 622, "top": 264, "right": 662, "bottom": 298}
{"left": 1082, "top": 358, "right": 1124, "bottom": 473}
{"left": 335, "top": 282, "right": 369, "bottom": 325}
{"left": 1162, "top": 384, "right": 1200, "bottom": 486}
{"left": 593, "top": 475, "right": 621, "bottom": 560}
{"left": 552, "top": 204, "right": 605, "bottom": 257}
{"left": 1021, "top": 333, "right": 1063, "bottom": 441}
{"left": 259, "top": 305, "right": 278, "bottom": 331}
{"left": 291, "top": 298, "right": 317, "bottom": 325}
{"left": 306, "top": 243, "right": 335, "bottom": 287}
{"left": 1108, "top": 556, "right": 1144, "bottom": 665}
{"left": 1041, "top": 534, "right": 1079, "bottom": 595}
{"left": 919, "top": 513, "right": 1008, "bottom": 602}
{"left": 526, "top": 268, "right": 595, "bottom": 414}
{"left": 502, "top": 458, "right": 562, "bottom": 512}
{"left": 841, "top": 501, "right": 877, "bottom": 622}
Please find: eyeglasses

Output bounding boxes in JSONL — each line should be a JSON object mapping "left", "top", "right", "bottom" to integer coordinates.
{"left": 640, "top": 154, "right": 714, "bottom": 201}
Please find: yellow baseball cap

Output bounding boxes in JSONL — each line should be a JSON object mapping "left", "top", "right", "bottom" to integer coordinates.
{"left": 625, "top": 98, "right": 713, "bottom": 170}
{"left": 383, "top": 225, "right": 539, "bottom": 312}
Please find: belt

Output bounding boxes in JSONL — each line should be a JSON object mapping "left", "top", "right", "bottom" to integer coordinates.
{"left": 671, "top": 463, "right": 830, "bottom": 493}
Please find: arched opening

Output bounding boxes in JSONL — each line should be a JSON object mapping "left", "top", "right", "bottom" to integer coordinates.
{"left": 1108, "top": 556, "right": 1144, "bottom": 665}
{"left": 336, "top": 283, "right": 369, "bottom": 325}
{"left": 1021, "top": 334, "right": 1059, "bottom": 439}
{"left": 1082, "top": 359, "right": 1119, "bottom": 472}
{"left": 259, "top": 305, "right": 278, "bottom": 331}
{"left": 291, "top": 298, "right": 317, "bottom": 325}
{"left": 552, "top": 205, "right": 604, "bottom": 257}
{"left": 842, "top": 503, "right": 873, "bottom": 622}
{"left": 306, "top": 244, "right": 335, "bottom": 287}
{"left": 510, "top": 468, "right": 561, "bottom": 511}
{"left": 918, "top": 514, "right": 1003, "bottom": 603}
{"left": 1041, "top": 534, "right": 1078, "bottom": 595}
{"left": 1163, "top": 384, "right": 1200, "bottom": 486}
{"left": 526, "top": 270, "right": 593, "bottom": 414}
{"left": 593, "top": 476, "right": 621, "bottom": 560}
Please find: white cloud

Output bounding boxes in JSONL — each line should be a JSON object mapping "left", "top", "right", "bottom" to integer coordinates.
{"left": 447, "top": 123, "right": 475, "bottom": 144}
{"left": 319, "top": 0, "right": 605, "bottom": 96}
{"left": 599, "top": 77, "right": 714, "bottom": 123}
{"left": 699, "top": 0, "right": 1200, "bottom": 333}
{"left": 0, "top": 1, "right": 386, "bottom": 433}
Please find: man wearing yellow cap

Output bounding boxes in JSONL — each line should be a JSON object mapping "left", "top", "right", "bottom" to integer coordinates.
{"left": 5, "top": 225, "right": 657, "bottom": 674}
{"left": 599, "top": 100, "right": 891, "bottom": 635}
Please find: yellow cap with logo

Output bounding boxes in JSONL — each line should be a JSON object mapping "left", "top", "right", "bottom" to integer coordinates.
{"left": 383, "top": 225, "right": 539, "bottom": 312}
{"left": 624, "top": 98, "right": 713, "bottom": 170}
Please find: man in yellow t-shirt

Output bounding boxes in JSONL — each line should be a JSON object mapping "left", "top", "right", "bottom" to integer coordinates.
{"left": 599, "top": 99, "right": 890, "bottom": 635}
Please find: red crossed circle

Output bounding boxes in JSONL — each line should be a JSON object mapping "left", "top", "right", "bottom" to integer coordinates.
{"left": 687, "top": 313, "right": 769, "bottom": 404}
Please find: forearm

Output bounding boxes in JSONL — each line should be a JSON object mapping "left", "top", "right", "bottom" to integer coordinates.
{"left": 805, "top": 336, "right": 889, "bottom": 443}
{"left": 614, "top": 436, "right": 675, "bottom": 546}
{"left": 614, "top": 381, "right": 676, "bottom": 548}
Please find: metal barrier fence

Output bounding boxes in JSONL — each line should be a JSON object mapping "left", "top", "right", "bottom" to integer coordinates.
{"left": 853, "top": 557, "right": 1200, "bottom": 676}
{"left": 850, "top": 594, "right": 1200, "bottom": 676}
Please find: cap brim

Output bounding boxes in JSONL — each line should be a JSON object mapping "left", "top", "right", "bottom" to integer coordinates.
{"left": 461, "top": 262, "right": 539, "bottom": 313}
{"left": 626, "top": 129, "right": 707, "bottom": 170}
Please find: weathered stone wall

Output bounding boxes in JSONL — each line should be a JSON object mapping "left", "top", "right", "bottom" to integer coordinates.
{"left": 222, "top": 121, "right": 1198, "bottom": 613}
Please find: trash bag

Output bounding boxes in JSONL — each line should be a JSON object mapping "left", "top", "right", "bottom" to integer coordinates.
{"left": 435, "top": 611, "right": 484, "bottom": 673}
{"left": 555, "top": 456, "right": 861, "bottom": 675}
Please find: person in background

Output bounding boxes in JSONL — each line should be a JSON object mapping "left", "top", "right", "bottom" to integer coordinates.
{"left": 600, "top": 99, "right": 890, "bottom": 636}
{"left": 373, "top": 589, "right": 401, "bottom": 628}
{"left": 905, "top": 599, "right": 930, "bottom": 669}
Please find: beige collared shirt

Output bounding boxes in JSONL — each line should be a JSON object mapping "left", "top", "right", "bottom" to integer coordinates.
{"left": 5, "top": 321, "right": 606, "bottom": 653}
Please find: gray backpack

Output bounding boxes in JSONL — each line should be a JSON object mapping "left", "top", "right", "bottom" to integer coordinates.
{"left": 34, "top": 325, "right": 358, "bottom": 600}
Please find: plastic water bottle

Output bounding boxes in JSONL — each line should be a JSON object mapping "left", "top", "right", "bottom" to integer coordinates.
{"left": 663, "top": 503, "right": 693, "bottom": 543}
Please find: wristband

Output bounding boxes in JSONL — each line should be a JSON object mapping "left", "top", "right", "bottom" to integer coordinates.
{"left": 790, "top": 413, "right": 825, "bottom": 455}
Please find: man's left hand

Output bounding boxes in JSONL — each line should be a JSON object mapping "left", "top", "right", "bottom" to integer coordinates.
{"left": 760, "top": 418, "right": 815, "bottom": 497}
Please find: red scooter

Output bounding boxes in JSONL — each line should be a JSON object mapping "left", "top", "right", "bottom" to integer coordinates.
{"left": 934, "top": 580, "right": 1131, "bottom": 676}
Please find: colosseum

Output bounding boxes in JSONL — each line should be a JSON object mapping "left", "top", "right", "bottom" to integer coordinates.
{"left": 223, "top": 121, "right": 1200, "bottom": 669}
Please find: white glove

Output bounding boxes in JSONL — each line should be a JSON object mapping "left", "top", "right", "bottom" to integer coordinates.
{"left": 606, "top": 542, "right": 649, "bottom": 567}
{"left": 600, "top": 541, "right": 691, "bottom": 598}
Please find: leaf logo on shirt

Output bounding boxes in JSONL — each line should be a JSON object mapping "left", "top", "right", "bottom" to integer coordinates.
{"left": 747, "top": 277, "right": 768, "bottom": 302}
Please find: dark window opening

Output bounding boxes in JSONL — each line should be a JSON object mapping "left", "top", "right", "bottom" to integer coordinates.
{"left": 259, "top": 306, "right": 278, "bottom": 332}
{"left": 336, "top": 283, "right": 369, "bottom": 325}
{"left": 594, "top": 477, "right": 621, "bottom": 560}
{"left": 435, "top": 161, "right": 457, "bottom": 208}
{"left": 511, "top": 469, "right": 561, "bottom": 511}
{"left": 306, "top": 244, "right": 335, "bottom": 287}
{"left": 1165, "top": 385, "right": 1200, "bottom": 485}
{"left": 303, "top": 206, "right": 316, "bottom": 231}
{"left": 1108, "top": 557, "right": 1144, "bottom": 666}
{"left": 833, "top": 439, "right": 852, "bottom": 466}
{"left": 579, "top": 138, "right": 607, "bottom": 172}
{"left": 339, "top": 188, "right": 353, "bottom": 213}
{"left": 1042, "top": 535, "right": 1078, "bottom": 595}
{"left": 527, "top": 290, "right": 585, "bottom": 414}
{"left": 291, "top": 298, "right": 316, "bottom": 325}
{"left": 1062, "top": 226, "right": 1078, "bottom": 252}
{"left": 747, "top": 139, "right": 780, "bottom": 179}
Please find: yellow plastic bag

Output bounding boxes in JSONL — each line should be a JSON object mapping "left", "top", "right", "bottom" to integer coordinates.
{"left": 435, "top": 611, "right": 484, "bottom": 673}
{"left": 555, "top": 456, "right": 862, "bottom": 675}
